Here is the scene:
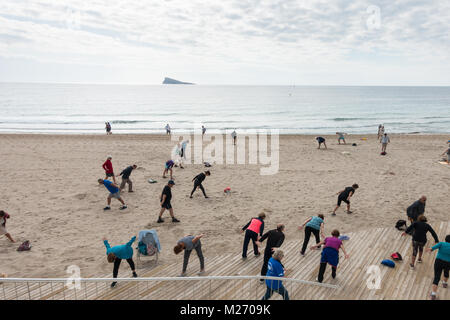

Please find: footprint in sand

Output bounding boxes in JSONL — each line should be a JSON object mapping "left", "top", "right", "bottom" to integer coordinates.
{"left": 74, "top": 193, "right": 87, "bottom": 200}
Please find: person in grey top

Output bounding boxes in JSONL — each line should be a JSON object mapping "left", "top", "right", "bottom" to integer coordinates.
{"left": 174, "top": 234, "right": 205, "bottom": 276}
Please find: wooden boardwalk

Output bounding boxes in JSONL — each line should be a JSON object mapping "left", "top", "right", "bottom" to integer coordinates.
{"left": 2, "top": 222, "right": 449, "bottom": 300}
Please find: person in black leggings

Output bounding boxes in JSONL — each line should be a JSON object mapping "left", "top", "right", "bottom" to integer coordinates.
{"left": 402, "top": 215, "right": 438, "bottom": 268}
{"left": 426, "top": 234, "right": 450, "bottom": 300}
{"left": 257, "top": 224, "right": 285, "bottom": 282}
{"left": 298, "top": 214, "right": 325, "bottom": 256}
{"left": 190, "top": 171, "right": 210, "bottom": 198}
{"left": 103, "top": 236, "right": 138, "bottom": 288}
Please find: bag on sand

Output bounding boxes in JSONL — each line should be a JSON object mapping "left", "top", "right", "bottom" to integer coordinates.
{"left": 17, "top": 240, "right": 31, "bottom": 251}
{"left": 391, "top": 252, "right": 403, "bottom": 261}
{"left": 381, "top": 151, "right": 387, "bottom": 155}
{"left": 395, "top": 220, "right": 407, "bottom": 231}
{"left": 381, "top": 259, "right": 395, "bottom": 268}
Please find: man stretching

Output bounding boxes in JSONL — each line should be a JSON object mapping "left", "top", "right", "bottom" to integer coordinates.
{"left": 190, "top": 171, "right": 210, "bottom": 198}
{"left": 118, "top": 164, "right": 137, "bottom": 192}
{"left": 98, "top": 179, "right": 127, "bottom": 210}
{"left": 332, "top": 184, "right": 359, "bottom": 215}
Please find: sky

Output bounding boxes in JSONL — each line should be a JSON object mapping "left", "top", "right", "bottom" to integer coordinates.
{"left": 0, "top": 0, "right": 449, "bottom": 85}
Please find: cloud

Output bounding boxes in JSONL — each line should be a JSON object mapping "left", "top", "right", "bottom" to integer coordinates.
{"left": 0, "top": 0, "right": 449, "bottom": 84}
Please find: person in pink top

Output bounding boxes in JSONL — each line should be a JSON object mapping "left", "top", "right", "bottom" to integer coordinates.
{"left": 310, "top": 229, "right": 349, "bottom": 283}
{"left": 102, "top": 156, "right": 116, "bottom": 183}
{"left": 241, "top": 212, "right": 266, "bottom": 259}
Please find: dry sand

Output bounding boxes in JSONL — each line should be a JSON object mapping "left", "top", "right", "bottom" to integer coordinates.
{"left": 0, "top": 133, "right": 449, "bottom": 278}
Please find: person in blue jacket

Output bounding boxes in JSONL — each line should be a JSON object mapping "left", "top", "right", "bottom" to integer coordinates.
{"left": 426, "top": 234, "right": 450, "bottom": 300}
{"left": 261, "top": 249, "right": 289, "bottom": 300}
{"left": 103, "top": 236, "right": 138, "bottom": 288}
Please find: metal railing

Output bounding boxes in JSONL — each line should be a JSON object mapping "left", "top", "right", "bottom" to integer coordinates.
{"left": 0, "top": 276, "right": 339, "bottom": 300}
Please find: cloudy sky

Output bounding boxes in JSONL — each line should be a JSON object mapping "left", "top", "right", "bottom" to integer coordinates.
{"left": 0, "top": 0, "right": 449, "bottom": 85}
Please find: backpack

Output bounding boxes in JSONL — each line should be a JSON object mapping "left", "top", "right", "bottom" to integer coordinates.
{"left": 17, "top": 240, "right": 31, "bottom": 252}
{"left": 395, "top": 220, "right": 407, "bottom": 231}
{"left": 391, "top": 252, "right": 403, "bottom": 261}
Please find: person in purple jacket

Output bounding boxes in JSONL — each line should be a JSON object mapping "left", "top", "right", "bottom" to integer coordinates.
{"left": 311, "top": 229, "right": 349, "bottom": 283}
{"left": 163, "top": 160, "right": 175, "bottom": 180}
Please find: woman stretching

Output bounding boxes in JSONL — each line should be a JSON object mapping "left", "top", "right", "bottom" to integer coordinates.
{"left": 103, "top": 236, "right": 138, "bottom": 288}
{"left": 311, "top": 229, "right": 349, "bottom": 283}
{"left": 402, "top": 215, "right": 439, "bottom": 268}
{"left": 426, "top": 234, "right": 450, "bottom": 300}
{"left": 174, "top": 234, "right": 205, "bottom": 277}
{"left": 299, "top": 214, "right": 325, "bottom": 256}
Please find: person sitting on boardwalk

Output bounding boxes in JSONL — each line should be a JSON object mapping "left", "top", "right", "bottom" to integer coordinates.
{"left": 98, "top": 179, "right": 127, "bottom": 210}
{"left": 311, "top": 229, "right": 349, "bottom": 283}
{"left": 426, "top": 234, "right": 450, "bottom": 300}
{"left": 406, "top": 196, "right": 426, "bottom": 225}
{"left": 336, "top": 132, "right": 346, "bottom": 145}
{"left": 316, "top": 136, "right": 327, "bottom": 149}
{"left": 190, "top": 171, "right": 210, "bottom": 198}
{"left": 257, "top": 224, "right": 285, "bottom": 283}
{"left": 332, "top": 184, "right": 359, "bottom": 215}
{"left": 102, "top": 156, "right": 116, "bottom": 183}
{"left": 163, "top": 160, "right": 175, "bottom": 179}
{"left": 157, "top": 180, "right": 180, "bottom": 223}
{"left": 118, "top": 164, "right": 137, "bottom": 192}
{"left": 103, "top": 236, "right": 137, "bottom": 288}
{"left": 402, "top": 215, "right": 439, "bottom": 268}
{"left": 0, "top": 210, "right": 15, "bottom": 243}
{"left": 261, "top": 249, "right": 289, "bottom": 300}
{"left": 299, "top": 214, "right": 325, "bottom": 256}
{"left": 241, "top": 213, "right": 266, "bottom": 259}
{"left": 174, "top": 234, "right": 205, "bottom": 277}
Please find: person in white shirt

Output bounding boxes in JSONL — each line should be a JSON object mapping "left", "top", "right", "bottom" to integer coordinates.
{"left": 381, "top": 133, "right": 390, "bottom": 153}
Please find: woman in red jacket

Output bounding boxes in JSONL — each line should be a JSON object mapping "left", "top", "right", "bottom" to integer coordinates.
{"left": 102, "top": 156, "right": 116, "bottom": 183}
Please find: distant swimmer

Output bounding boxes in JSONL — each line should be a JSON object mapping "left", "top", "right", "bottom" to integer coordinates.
{"left": 163, "top": 160, "right": 175, "bottom": 179}
{"left": 381, "top": 133, "right": 390, "bottom": 153}
{"left": 336, "top": 132, "right": 346, "bottom": 145}
{"left": 190, "top": 171, "right": 210, "bottom": 198}
{"left": 332, "top": 184, "right": 359, "bottom": 215}
{"left": 98, "top": 179, "right": 127, "bottom": 211}
{"left": 316, "top": 136, "right": 327, "bottom": 149}
{"left": 165, "top": 123, "right": 171, "bottom": 135}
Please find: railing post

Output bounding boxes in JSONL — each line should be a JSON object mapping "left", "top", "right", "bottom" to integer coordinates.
{"left": 27, "top": 281, "right": 31, "bottom": 300}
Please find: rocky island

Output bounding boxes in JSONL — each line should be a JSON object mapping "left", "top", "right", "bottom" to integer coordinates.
{"left": 162, "top": 77, "right": 195, "bottom": 85}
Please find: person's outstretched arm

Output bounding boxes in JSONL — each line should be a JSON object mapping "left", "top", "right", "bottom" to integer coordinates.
{"left": 341, "top": 244, "right": 350, "bottom": 259}
{"left": 259, "top": 231, "right": 269, "bottom": 243}
{"left": 242, "top": 220, "right": 251, "bottom": 232}
{"left": 427, "top": 225, "right": 439, "bottom": 243}
{"left": 298, "top": 217, "right": 312, "bottom": 230}
{"left": 103, "top": 237, "right": 111, "bottom": 250}
{"left": 311, "top": 240, "right": 325, "bottom": 250}
{"left": 320, "top": 222, "right": 325, "bottom": 238}
{"left": 192, "top": 234, "right": 205, "bottom": 244}
{"left": 126, "top": 236, "right": 137, "bottom": 247}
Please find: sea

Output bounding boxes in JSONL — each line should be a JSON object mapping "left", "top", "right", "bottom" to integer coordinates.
{"left": 0, "top": 83, "right": 449, "bottom": 135}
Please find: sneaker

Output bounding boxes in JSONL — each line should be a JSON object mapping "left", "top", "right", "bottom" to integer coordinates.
{"left": 418, "top": 259, "right": 422, "bottom": 263}
{"left": 179, "top": 272, "right": 187, "bottom": 277}
{"left": 410, "top": 263, "right": 415, "bottom": 269}
{"left": 255, "top": 253, "right": 261, "bottom": 257}
{"left": 430, "top": 294, "right": 437, "bottom": 300}
{"left": 259, "top": 279, "right": 264, "bottom": 284}
{"left": 331, "top": 213, "right": 336, "bottom": 216}
{"left": 205, "top": 196, "right": 209, "bottom": 199}
{"left": 172, "top": 217, "right": 180, "bottom": 223}
{"left": 189, "top": 196, "right": 193, "bottom": 198}
{"left": 128, "top": 190, "right": 134, "bottom": 193}
{"left": 242, "top": 256, "right": 247, "bottom": 260}
{"left": 157, "top": 217, "right": 164, "bottom": 223}
{"left": 132, "top": 272, "right": 138, "bottom": 278}
{"left": 197, "top": 270, "right": 205, "bottom": 276}
{"left": 120, "top": 205, "right": 127, "bottom": 210}
{"left": 347, "top": 211, "right": 352, "bottom": 214}
{"left": 103, "top": 206, "right": 111, "bottom": 211}
{"left": 111, "top": 282, "right": 117, "bottom": 288}
{"left": 443, "top": 282, "right": 448, "bottom": 288}
{"left": 300, "top": 252, "right": 305, "bottom": 256}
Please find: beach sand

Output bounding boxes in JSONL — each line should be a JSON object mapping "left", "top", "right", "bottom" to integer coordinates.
{"left": 0, "top": 133, "right": 449, "bottom": 279}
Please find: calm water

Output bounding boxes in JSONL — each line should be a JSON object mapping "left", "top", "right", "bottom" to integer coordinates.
{"left": 0, "top": 83, "right": 449, "bottom": 134}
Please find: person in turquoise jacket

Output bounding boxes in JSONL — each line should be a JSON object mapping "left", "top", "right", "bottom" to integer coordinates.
{"left": 103, "top": 236, "right": 138, "bottom": 288}
{"left": 426, "top": 234, "right": 450, "bottom": 300}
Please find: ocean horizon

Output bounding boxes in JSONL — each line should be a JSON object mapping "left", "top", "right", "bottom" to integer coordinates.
{"left": 1, "top": 82, "right": 449, "bottom": 135}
